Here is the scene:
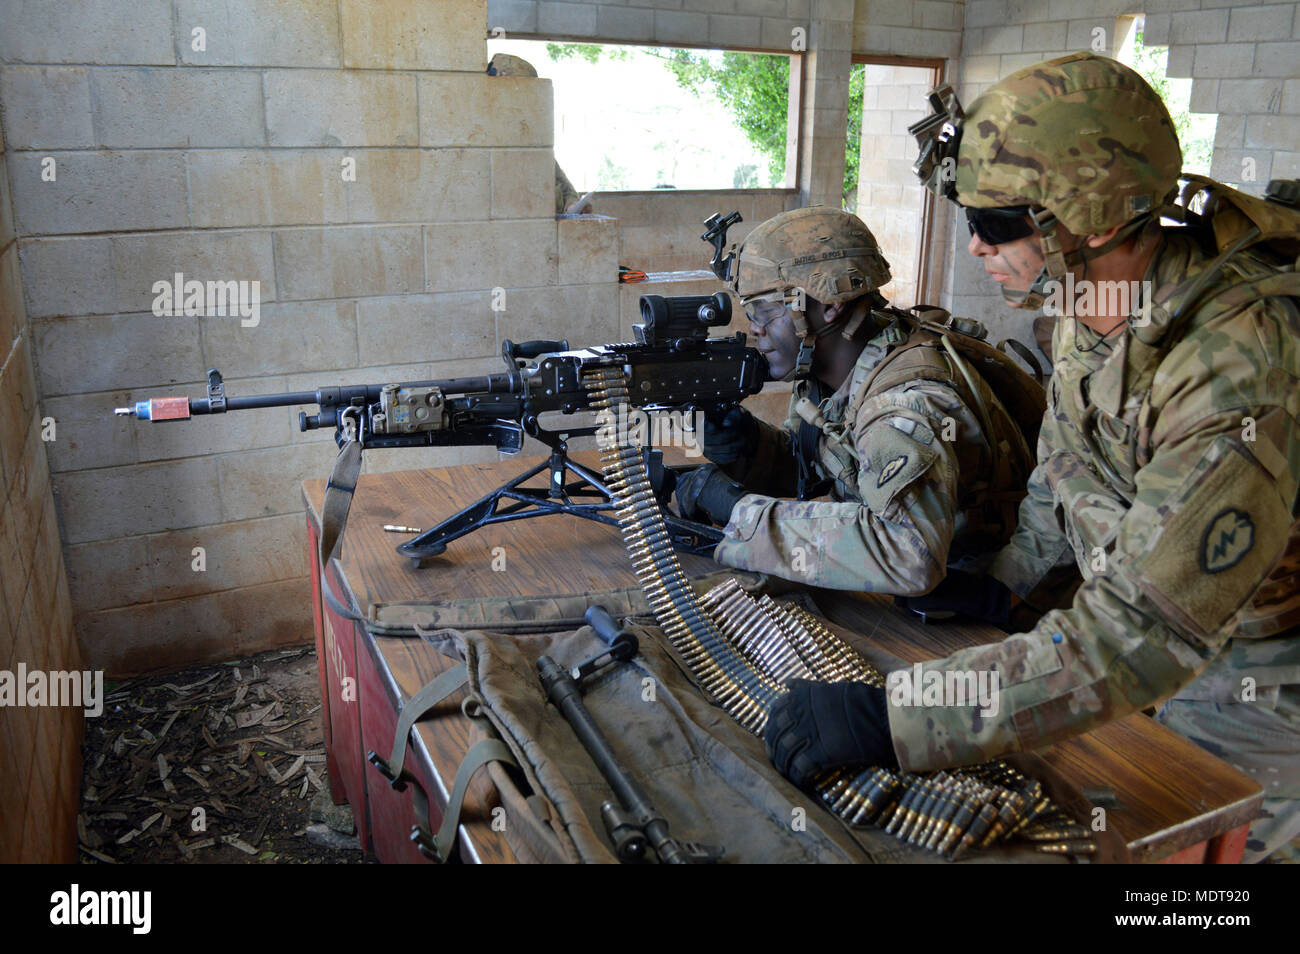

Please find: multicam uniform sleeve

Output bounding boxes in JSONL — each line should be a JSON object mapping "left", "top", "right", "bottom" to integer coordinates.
{"left": 888, "top": 316, "right": 1300, "bottom": 772}
{"left": 554, "top": 163, "right": 579, "bottom": 214}
{"left": 987, "top": 433, "right": 1076, "bottom": 598}
{"left": 713, "top": 384, "right": 967, "bottom": 595}
{"left": 990, "top": 322, "right": 1082, "bottom": 600}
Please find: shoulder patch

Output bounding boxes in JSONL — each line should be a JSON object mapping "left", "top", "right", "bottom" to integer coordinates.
{"left": 860, "top": 423, "right": 940, "bottom": 514}
{"left": 877, "top": 454, "right": 909, "bottom": 488}
{"left": 1201, "top": 507, "right": 1255, "bottom": 574}
{"left": 1130, "top": 438, "right": 1289, "bottom": 646}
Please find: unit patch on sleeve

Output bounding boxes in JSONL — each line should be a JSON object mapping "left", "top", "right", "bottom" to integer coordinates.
{"left": 860, "top": 420, "right": 939, "bottom": 514}
{"left": 1200, "top": 507, "right": 1255, "bottom": 574}
{"left": 1129, "top": 437, "right": 1288, "bottom": 644}
{"left": 877, "top": 454, "right": 909, "bottom": 488}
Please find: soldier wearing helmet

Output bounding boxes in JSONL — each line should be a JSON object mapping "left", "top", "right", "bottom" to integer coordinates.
{"left": 674, "top": 206, "right": 1043, "bottom": 605}
{"left": 764, "top": 52, "right": 1300, "bottom": 862}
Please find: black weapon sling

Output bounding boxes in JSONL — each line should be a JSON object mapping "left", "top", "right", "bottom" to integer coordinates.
{"left": 795, "top": 378, "right": 832, "bottom": 500}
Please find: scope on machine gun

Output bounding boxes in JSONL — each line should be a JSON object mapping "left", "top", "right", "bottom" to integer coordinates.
{"left": 635, "top": 292, "right": 731, "bottom": 348}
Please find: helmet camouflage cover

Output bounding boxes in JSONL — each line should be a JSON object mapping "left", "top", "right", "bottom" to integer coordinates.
{"left": 488, "top": 53, "right": 538, "bottom": 77}
{"left": 733, "top": 207, "right": 892, "bottom": 305}
{"left": 956, "top": 52, "right": 1183, "bottom": 234}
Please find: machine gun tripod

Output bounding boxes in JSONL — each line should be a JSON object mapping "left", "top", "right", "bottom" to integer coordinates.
{"left": 395, "top": 426, "right": 722, "bottom": 568}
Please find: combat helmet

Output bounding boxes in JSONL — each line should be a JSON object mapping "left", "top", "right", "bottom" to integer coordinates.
{"left": 487, "top": 53, "right": 538, "bottom": 77}
{"left": 911, "top": 52, "right": 1183, "bottom": 306}
{"left": 730, "top": 207, "right": 893, "bottom": 373}
{"left": 734, "top": 207, "right": 891, "bottom": 305}
{"left": 729, "top": 207, "right": 892, "bottom": 373}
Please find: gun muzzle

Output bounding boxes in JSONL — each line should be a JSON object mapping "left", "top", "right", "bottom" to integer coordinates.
{"left": 113, "top": 397, "right": 192, "bottom": 421}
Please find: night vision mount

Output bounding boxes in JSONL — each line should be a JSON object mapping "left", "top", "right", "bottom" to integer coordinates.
{"left": 908, "top": 85, "right": 965, "bottom": 200}
{"left": 702, "top": 211, "right": 743, "bottom": 283}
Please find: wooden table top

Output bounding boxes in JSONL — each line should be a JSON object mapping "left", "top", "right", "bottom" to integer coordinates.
{"left": 305, "top": 451, "right": 1263, "bottom": 863}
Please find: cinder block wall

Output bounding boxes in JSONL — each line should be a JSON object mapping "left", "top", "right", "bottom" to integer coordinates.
{"left": 0, "top": 0, "right": 630, "bottom": 676}
{"left": 855, "top": 64, "right": 936, "bottom": 309}
{"left": 0, "top": 99, "right": 81, "bottom": 862}
{"left": 1144, "top": 0, "right": 1298, "bottom": 187}
{"left": 944, "top": 0, "right": 1300, "bottom": 350}
{"left": 599, "top": 190, "right": 798, "bottom": 273}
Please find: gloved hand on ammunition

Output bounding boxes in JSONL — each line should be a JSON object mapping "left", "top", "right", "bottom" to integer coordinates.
{"left": 895, "top": 568, "right": 1013, "bottom": 632}
{"left": 674, "top": 463, "right": 747, "bottom": 526}
{"left": 764, "top": 679, "right": 897, "bottom": 789}
{"left": 703, "top": 406, "right": 759, "bottom": 466}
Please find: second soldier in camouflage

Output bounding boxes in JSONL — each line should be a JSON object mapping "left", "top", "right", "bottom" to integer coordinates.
{"left": 677, "top": 207, "right": 1042, "bottom": 598}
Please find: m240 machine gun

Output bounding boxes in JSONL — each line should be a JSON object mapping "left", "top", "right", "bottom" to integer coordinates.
{"left": 116, "top": 291, "right": 767, "bottom": 566}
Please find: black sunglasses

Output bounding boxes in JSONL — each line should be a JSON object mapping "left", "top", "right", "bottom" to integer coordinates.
{"left": 965, "top": 205, "right": 1035, "bottom": 246}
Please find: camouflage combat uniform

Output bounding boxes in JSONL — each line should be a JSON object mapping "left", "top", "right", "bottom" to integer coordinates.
{"left": 555, "top": 164, "right": 580, "bottom": 216}
{"left": 713, "top": 314, "right": 1036, "bottom": 596}
{"left": 886, "top": 230, "right": 1300, "bottom": 862}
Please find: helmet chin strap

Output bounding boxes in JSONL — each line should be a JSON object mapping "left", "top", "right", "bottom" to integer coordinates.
{"left": 1002, "top": 210, "right": 1151, "bottom": 309}
{"left": 789, "top": 307, "right": 844, "bottom": 380}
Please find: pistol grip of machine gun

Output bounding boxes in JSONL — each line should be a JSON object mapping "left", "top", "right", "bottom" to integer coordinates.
{"left": 693, "top": 400, "right": 738, "bottom": 423}
{"left": 631, "top": 447, "right": 677, "bottom": 505}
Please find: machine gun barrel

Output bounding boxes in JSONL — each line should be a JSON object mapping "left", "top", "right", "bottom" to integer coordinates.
{"left": 193, "top": 389, "right": 321, "bottom": 415}
{"left": 538, "top": 649, "right": 720, "bottom": 864}
{"left": 115, "top": 370, "right": 519, "bottom": 427}
{"left": 532, "top": 605, "right": 723, "bottom": 864}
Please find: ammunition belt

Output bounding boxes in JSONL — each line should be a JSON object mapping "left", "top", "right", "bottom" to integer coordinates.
{"left": 583, "top": 367, "right": 1093, "bottom": 859}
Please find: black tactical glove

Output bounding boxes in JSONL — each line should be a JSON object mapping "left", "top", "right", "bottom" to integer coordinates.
{"left": 764, "top": 679, "right": 897, "bottom": 789}
{"left": 674, "top": 464, "right": 746, "bottom": 526}
{"left": 895, "top": 568, "right": 1013, "bottom": 631}
{"left": 703, "top": 406, "right": 759, "bottom": 466}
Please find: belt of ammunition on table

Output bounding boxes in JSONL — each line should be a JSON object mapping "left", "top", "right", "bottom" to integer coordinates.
{"left": 584, "top": 368, "right": 1094, "bottom": 859}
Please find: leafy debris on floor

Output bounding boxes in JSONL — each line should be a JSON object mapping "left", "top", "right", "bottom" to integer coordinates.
{"left": 78, "top": 647, "right": 371, "bottom": 864}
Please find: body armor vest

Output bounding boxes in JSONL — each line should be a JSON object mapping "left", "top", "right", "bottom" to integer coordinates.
{"left": 791, "top": 309, "right": 1045, "bottom": 550}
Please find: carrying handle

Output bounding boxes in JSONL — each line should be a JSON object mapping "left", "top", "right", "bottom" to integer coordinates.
{"left": 503, "top": 339, "right": 569, "bottom": 362}
{"left": 568, "top": 606, "right": 640, "bottom": 684}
